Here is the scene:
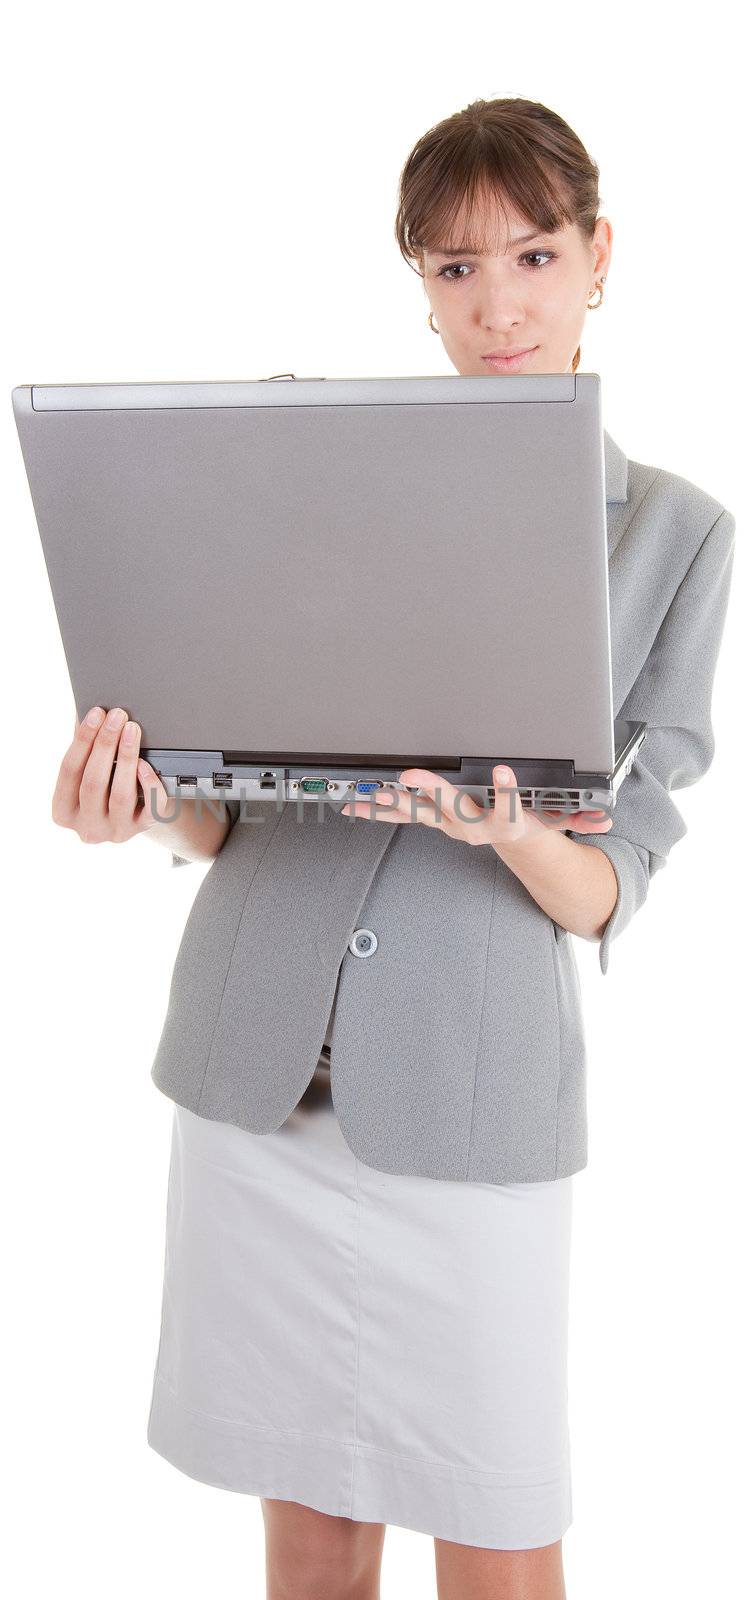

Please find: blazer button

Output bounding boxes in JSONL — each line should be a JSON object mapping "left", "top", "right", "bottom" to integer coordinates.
{"left": 348, "top": 927, "right": 378, "bottom": 958}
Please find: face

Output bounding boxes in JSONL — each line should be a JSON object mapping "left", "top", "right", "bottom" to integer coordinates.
{"left": 421, "top": 195, "right": 612, "bottom": 376}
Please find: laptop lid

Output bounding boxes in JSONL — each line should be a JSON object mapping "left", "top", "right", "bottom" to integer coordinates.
{"left": 13, "top": 371, "right": 620, "bottom": 790}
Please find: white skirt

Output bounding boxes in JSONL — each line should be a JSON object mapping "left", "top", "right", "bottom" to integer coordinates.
{"left": 147, "top": 1057, "right": 574, "bottom": 1550}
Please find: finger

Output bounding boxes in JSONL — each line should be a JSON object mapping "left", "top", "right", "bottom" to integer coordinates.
{"left": 398, "top": 768, "right": 486, "bottom": 830}
{"left": 490, "top": 765, "right": 537, "bottom": 847}
{"left": 77, "top": 707, "right": 130, "bottom": 829}
{"left": 490, "top": 765, "right": 525, "bottom": 826}
{"left": 340, "top": 787, "right": 421, "bottom": 824}
{"left": 108, "top": 717, "right": 144, "bottom": 824}
{"left": 52, "top": 705, "right": 107, "bottom": 826}
{"left": 539, "top": 809, "right": 614, "bottom": 833}
{"left": 566, "top": 811, "right": 614, "bottom": 833}
{"left": 133, "top": 757, "right": 172, "bottom": 834}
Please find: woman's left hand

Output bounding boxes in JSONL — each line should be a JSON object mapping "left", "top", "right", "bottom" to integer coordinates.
{"left": 340, "top": 765, "right": 614, "bottom": 850}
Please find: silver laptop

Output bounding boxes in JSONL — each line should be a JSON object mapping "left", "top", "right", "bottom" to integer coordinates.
{"left": 12, "top": 372, "right": 645, "bottom": 817}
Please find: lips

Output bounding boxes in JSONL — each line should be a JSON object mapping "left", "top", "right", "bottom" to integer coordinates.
{"left": 483, "top": 347, "right": 536, "bottom": 358}
{"left": 482, "top": 346, "right": 538, "bottom": 372}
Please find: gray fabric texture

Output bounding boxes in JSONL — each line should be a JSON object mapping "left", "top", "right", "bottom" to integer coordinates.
{"left": 156, "top": 429, "right": 736, "bottom": 1182}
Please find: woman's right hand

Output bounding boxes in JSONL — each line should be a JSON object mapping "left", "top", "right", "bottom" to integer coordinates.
{"left": 52, "top": 705, "right": 173, "bottom": 848}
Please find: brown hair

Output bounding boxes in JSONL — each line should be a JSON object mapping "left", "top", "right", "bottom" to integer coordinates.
{"left": 394, "top": 97, "right": 603, "bottom": 373}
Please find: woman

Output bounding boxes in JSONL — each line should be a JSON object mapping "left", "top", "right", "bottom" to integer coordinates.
{"left": 54, "top": 98, "right": 735, "bottom": 1600}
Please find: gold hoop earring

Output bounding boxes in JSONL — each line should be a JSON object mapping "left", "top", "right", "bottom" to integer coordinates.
{"left": 587, "top": 276, "right": 606, "bottom": 311}
{"left": 428, "top": 311, "right": 440, "bottom": 334}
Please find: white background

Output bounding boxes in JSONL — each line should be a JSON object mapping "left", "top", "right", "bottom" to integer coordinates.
{"left": 2, "top": 3, "right": 750, "bottom": 1596}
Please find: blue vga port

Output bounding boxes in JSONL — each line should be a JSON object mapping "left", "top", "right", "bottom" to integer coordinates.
{"left": 355, "top": 781, "right": 382, "bottom": 793}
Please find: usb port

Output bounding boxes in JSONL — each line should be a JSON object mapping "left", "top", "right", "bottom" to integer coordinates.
{"left": 259, "top": 771, "right": 278, "bottom": 789}
{"left": 176, "top": 774, "right": 197, "bottom": 786}
{"left": 212, "top": 772, "right": 233, "bottom": 788}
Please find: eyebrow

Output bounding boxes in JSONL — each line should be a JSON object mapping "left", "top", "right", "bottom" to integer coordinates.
{"left": 431, "top": 231, "right": 555, "bottom": 258}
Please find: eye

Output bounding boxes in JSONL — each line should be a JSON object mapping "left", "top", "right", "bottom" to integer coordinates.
{"left": 522, "top": 250, "right": 556, "bottom": 269}
{"left": 436, "top": 263, "right": 472, "bottom": 281}
{"left": 435, "top": 250, "right": 556, "bottom": 282}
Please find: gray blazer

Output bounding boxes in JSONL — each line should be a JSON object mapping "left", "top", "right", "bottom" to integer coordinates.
{"left": 151, "top": 431, "right": 736, "bottom": 1183}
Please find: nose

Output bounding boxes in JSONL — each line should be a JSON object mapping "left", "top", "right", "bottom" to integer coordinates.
{"left": 480, "top": 302, "right": 525, "bottom": 331}
{"left": 478, "top": 279, "right": 527, "bottom": 330}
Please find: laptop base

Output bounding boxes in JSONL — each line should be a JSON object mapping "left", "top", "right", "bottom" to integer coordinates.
{"left": 142, "top": 719, "right": 646, "bottom": 818}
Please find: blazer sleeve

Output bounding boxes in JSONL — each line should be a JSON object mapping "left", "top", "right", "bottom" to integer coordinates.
{"left": 568, "top": 505, "right": 736, "bottom": 973}
{"left": 170, "top": 797, "right": 242, "bottom": 868}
